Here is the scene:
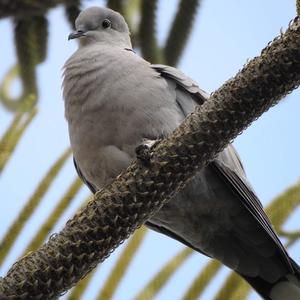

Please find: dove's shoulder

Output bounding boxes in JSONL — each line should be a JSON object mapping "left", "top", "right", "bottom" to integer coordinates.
{"left": 151, "top": 64, "right": 209, "bottom": 109}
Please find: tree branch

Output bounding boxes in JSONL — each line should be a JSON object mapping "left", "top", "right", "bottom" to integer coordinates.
{"left": 1, "top": 16, "right": 300, "bottom": 299}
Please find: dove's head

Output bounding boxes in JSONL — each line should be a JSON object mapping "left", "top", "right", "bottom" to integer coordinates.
{"left": 69, "top": 7, "right": 131, "bottom": 48}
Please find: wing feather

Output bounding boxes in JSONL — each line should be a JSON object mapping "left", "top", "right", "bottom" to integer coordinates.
{"left": 211, "top": 160, "right": 293, "bottom": 270}
{"left": 150, "top": 63, "right": 293, "bottom": 272}
{"left": 73, "top": 157, "right": 97, "bottom": 194}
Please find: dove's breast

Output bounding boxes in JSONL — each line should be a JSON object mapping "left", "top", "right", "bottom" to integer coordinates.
{"left": 63, "top": 44, "right": 182, "bottom": 188}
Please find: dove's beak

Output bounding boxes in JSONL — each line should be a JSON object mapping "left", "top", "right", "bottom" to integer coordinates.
{"left": 68, "top": 30, "right": 86, "bottom": 40}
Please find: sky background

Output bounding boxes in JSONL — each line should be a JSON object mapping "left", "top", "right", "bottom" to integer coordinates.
{"left": 0, "top": 0, "right": 299, "bottom": 299}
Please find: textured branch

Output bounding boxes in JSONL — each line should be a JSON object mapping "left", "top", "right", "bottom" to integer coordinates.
{"left": 139, "top": 0, "right": 161, "bottom": 63}
{"left": 1, "top": 16, "right": 300, "bottom": 299}
{"left": 164, "top": 0, "right": 200, "bottom": 66}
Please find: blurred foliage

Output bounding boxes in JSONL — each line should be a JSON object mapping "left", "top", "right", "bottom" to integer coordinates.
{"left": 139, "top": 0, "right": 161, "bottom": 63}
{"left": 21, "top": 177, "right": 83, "bottom": 255}
{"left": 0, "top": 148, "right": 71, "bottom": 265}
{"left": 0, "top": 15, "right": 48, "bottom": 112}
{"left": 182, "top": 260, "right": 221, "bottom": 300}
{"left": 164, "top": 0, "right": 200, "bottom": 66}
{"left": 97, "top": 227, "right": 147, "bottom": 300}
{"left": 0, "top": 0, "right": 299, "bottom": 299}
{"left": 64, "top": 0, "right": 81, "bottom": 30}
{"left": 68, "top": 269, "right": 97, "bottom": 299}
{"left": 135, "top": 247, "right": 193, "bottom": 300}
{"left": 0, "top": 105, "right": 37, "bottom": 172}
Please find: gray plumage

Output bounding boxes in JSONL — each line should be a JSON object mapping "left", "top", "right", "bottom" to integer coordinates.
{"left": 63, "top": 7, "right": 300, "bottom": 299}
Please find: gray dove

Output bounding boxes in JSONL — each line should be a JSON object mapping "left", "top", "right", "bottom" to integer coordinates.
{"left": 63, "top": 6, "right": 300, "bottom": 300}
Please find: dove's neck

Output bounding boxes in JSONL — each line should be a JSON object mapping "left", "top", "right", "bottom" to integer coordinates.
{"left": 79, "top": 32, "right": 132, "bottom": 49}
{"left": 81, "top": 39, "right": 131, "bottom": 49}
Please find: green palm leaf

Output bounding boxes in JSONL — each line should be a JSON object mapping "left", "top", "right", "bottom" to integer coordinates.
{"left": 182, "top": 260, "right": 221, "bottom": 300}
{"left": 0, "top": 148, "right": 71, "bottom": 265}
{"left": 97, "top": 227, "right": 147, "bottom": 300}
{"left": 22, "top": 177, "right": 82, "bottom": 255}
{"left": 134, "top": 247, "right": 193, "bottom": 300}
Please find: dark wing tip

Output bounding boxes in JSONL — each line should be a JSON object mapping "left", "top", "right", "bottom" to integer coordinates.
{"left": 73, "top": 157, "right": 98, "bottom": 194}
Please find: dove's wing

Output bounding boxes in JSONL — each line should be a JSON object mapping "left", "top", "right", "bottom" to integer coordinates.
{"left": 147, "top": 64, "right": 298, "bottom": 298}
{"left": 73, "top": 157, "right": 97, "bottom": 194}
{"left": 152, "top": 64, "right": 208, "bottom": 109}
{"left": 150, "top": 64, "right": 288, "bottom": 260}
{"left": 153, "top": 66, "right": 289, "bottom": 260}
{"left": 212, "top": 149, "right": 291, "bottom": 266}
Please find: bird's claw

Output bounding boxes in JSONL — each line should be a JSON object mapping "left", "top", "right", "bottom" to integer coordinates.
{"left": 135, "top": 139, "right": 160, "bottom": 166}
{"left": 135, "top": 144, "right": 152, "bottom": 166}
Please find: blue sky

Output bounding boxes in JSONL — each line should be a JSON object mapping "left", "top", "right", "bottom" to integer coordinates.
{"left": 0, "top": 1, "right": 299, "bottom": 299}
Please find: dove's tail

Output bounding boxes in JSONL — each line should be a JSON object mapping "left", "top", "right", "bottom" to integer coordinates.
{"left": 240, "top": 258, "right": 300, "bottom": 300}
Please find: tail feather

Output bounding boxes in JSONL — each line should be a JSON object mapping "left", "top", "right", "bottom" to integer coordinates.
{"left": 240, "top": 259, "right": 300, "bottom": 300}
{"left": 270, "top": 278, "right": 300, "bottom": 300}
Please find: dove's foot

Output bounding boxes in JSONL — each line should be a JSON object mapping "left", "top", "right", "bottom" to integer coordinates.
{"left": 135, "top": 139, "right": 158, "bottom": 166}
{"left": 136, "top": 144, "right": 151, "bottom": 165}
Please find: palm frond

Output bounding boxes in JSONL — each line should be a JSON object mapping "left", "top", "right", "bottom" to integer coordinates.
{"left": 68, "top": 269, "right": 96, "bottom": 299}
{"left": 97, "top": 227, "right": 147, "bottom": 300}
{"left": 22, "top": 177, "right": 82, "bottom": 255}
{"left": 164, "top": 0, "right": 201, "bottom": 66}
{"left": 182, "top": 260, "right": 221, "bottom": 300}
{"left": 0, "top": 148, "right": 71, "bottom": 265}
{"left": 214, "top": 272, "right": 247, "bottom": 300}
{"left": 134, "top": 247, "right": 193, "bottom": 300}
{"left": 0, "top": 107, "right": 36, "bottom": 172}
{"left": 139, "top": 0, "right": 161, "bottom": 63}
{"left": 107, "top": 0, "right": 125, "bottom": 15}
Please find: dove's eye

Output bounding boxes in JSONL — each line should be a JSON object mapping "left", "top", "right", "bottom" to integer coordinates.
{"left": 102, "top": 19, "right": 111, "bottom": 29}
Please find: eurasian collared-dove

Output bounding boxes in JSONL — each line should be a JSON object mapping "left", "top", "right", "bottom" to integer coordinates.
{"left": 63, "top": 6, "right": 300, "bottom": 299}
